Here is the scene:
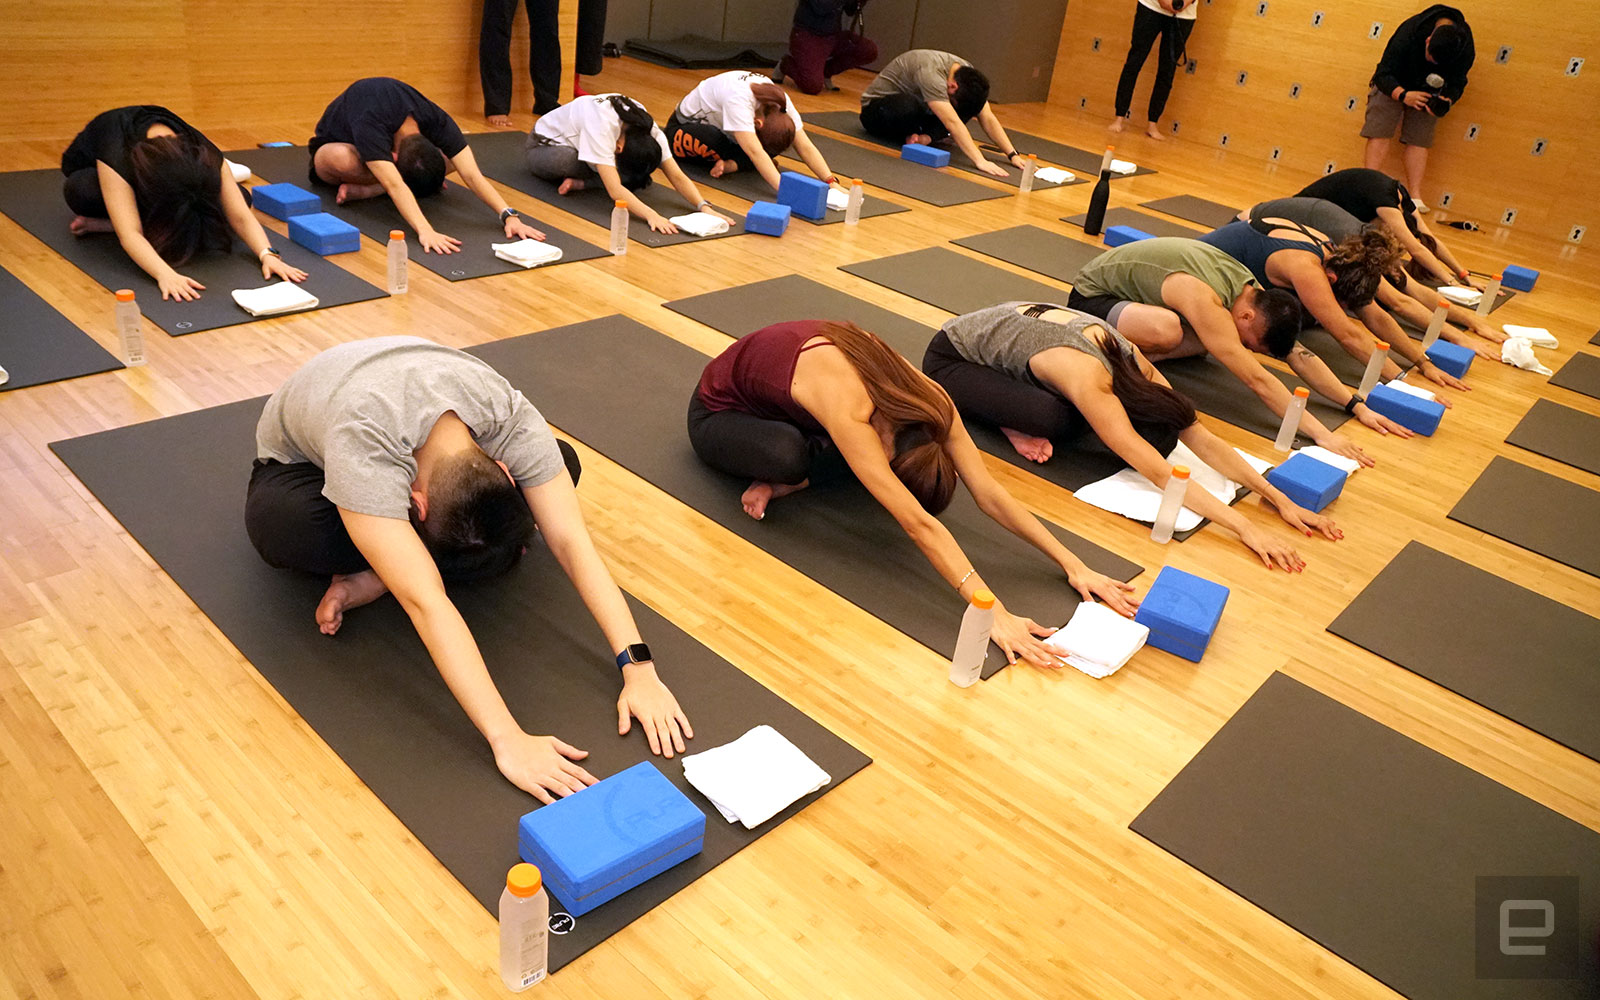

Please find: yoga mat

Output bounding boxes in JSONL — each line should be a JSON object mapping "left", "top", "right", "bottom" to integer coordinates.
{"left": 1132, "top": 671, "right": 1600, "bottom": 1000}
{"left": 1296, "top": 325, "right": 1412, "bottom": 389}
{"left": 623, "top": 35, "right": 783, "bottom": 69}
{"left": 949, "top": 225, "right": 1105, "bottom": 284}
{"left": 1061, "top": 206, "right": 1204, "bottom": 239}
{"left": 792, "top": 133, "right": 1010, "bottom": 208}
{"left": 1506, "top": 399, "right": 1600, "bottom": 476}
{"left": 1550, "top": 352, "right": 1600, "bottom": 401}
{"left": 1329, "top": 541, "right": 1600, "bottom": 763}
{"left": 0, "top": 168, "right": 384, "bottom": 335}
{"left": 0, "top": 262, "right": 122, "bottom": 390}
{"left": 1140, "top": 195, "right": 1243, "bottom": 229}
{"left": 974, "top": 125, "right": 1157, "bottom": 179}
{"left": 463, "top": 131, "right": 748, "bottom": 248}
{"left": 229, "top": 145, "right": 610, "bottom": 277}
{"left": 473, "top": 314, "right": 1143, "bottom": 679}
{"left": 799, "top": 111, "right": 1087, "bottom": 189}
{"left": 1448, "top": 457, "right": 1600, "bottom": 579}
{"left": 1589, "top": 329, "right": 1599, "bottom": 347}
{"left": 675, "top": 158, "right": 908, "bottom": 226}
{"left": 1155, "top": 355, "right": 1351, "bottom": 441}
{"left": 840, "top": 246, "right": 1069, "bottom": 317}
{"left": 49, "top": 390, "right": 869, "bottom": 974}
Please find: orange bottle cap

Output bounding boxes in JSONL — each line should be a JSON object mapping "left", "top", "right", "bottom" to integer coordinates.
{"left": 1293, "top": 387, "right": 1310, "bottom": 398}
{"left": 971, "top": 588, "right": 995, "bottom": 609}
{"left": 389, "top": 230, "right": 404, "bottom": 240}
{"left": 1171, "top": 465, "right": 1191, "bottom": 479}
{"left": 1027, "top": 153, "right": 1037, "bottom": 160}
{"left": 615, "top": 199, "right": 627, "bottom": 208}
{"left": 851, "top": 178, "right": 862, "bottom": 187}
{"left": 1436, "top": 299, "right": 1449, "bottom": 309}
{"left": 1492, "top": 272, "right": 1503, "bottom": 279}
{"left": 506, "top": 862, "right": 542, "bottom": 897}
{"left": 114, "top": 289, "right": 135, "bottom": 302}
{"left": 1107, "top": 145, "right": 1116, "bottom": 152}
{"left": 1375, "top": 340, "right": 1390, "bottom": 350}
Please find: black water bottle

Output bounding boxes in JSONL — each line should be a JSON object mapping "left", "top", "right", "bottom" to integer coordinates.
{"left": 1083, "top": 146, "right": 1115, "bottom": 237}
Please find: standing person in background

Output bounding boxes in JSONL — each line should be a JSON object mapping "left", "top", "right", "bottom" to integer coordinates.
{"left": 775, "top": 0, "right": 878, "bottom": 96}
{"left": 1360, "top": 5, "right": 1473, "bottom": 212}
{"left": 481, "top": 0, "right": 609, "bottom": 123}
{"left": 1108, "top": 0, "right": 1198, "bottom": 141}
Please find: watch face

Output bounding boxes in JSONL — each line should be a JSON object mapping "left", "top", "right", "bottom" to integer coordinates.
{"left": 626, "top": 642, "right": 652, "bottom": 664}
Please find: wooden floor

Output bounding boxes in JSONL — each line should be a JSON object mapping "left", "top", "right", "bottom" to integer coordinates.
{"left": 2, "top": 58, "right": 1597, "bottom": 1000}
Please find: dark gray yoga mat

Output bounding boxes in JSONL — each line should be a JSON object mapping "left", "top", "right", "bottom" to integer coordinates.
{"left": 1140, "top": 195, "right": 1243, "bottom": 229}
{"left": 0, "top": 262, "right": 122, "bottom": 390}
{"left": 1448, "top": 456, "right": 1600, "bottom": 579}
{"left": 974, "top": 124, "right": 1157, "bottom": 180}
{"left": 1550, "top": 352, "right": 1600, "bottom": 401}
{"left": 1589, "top": 329, "right": 1599, "bottom": 347}
{"left": 797, "top": 133, "right": 1010, "bottom": 208}
{"left": 800, "top": 111, "right": 1087, "bottom": 190}
{"left": 1506, "top": 399, "right": 1600, "bottom": 476}
{"left": 1061, "top": 206, "right": 1204, "bottom": 239}
{"left": 0, "top": 168, "right": 384, "bottom": 335}
{"left": 1155, "top": 355, "right": 1351, "bottom": 441}
{"left": 1296, "top": 325, "right": 1413, "bottom": 389}
{"left": 949, "top": 225, "right": 1104, "bottom": 284}
{"left": 675, "top": 158, "right": 908, "bottom": 225}
{"left": 462, "top": 131, "right": 748, "bottom": 248}
{"left": 840, "top": 246, "right": 1069, "bottom": 317}
{"left": 229, "top": 144, "right": 610, "bottom": 277}
{"left": 1132, "top": 671, "right": 1600, "bottom": 1000}
{"left": 475, "top": 314, "right": 1143, "bottom": 679}
{"left": 1329, "top": 541, "right": 1600, "bottom": 763}
{"left": 623, "top": 35, "right": 783, "bottom": 69}
{"left": 48, "top": 385, "right": 869, "bottom": 974}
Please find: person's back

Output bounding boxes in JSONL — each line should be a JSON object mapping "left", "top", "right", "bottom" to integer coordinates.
{"left": 1296, "top": 167, "right": 1412, "bottom": 224}
{"left": 311, "top": 78, "right": 467, "bottom": 164}
{"left": 1198, "top": 220, "right": 1327, "bottom": 289}
{"left": 1072, "top": 237, "right": 1254, "bottom": 307}
{"left": 1249, "top": 197, "right": 1363, "bottom": 244}
{"left": 860, "top": 49, "right": 960, "bottom": 105}
{"left": 941, "top": 302, "right": 1130, "bottom": 383}
{"left": 696, "top": 322, "right": 828, "bottom": 430}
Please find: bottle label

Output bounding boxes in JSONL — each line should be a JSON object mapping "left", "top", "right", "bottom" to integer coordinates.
{"left": 519, "top": 969, "right": 546, "bottom": 988}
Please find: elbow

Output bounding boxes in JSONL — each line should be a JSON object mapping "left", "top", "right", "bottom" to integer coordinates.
{"left": 900, "top": 509, "right": 946, "bottom": 548}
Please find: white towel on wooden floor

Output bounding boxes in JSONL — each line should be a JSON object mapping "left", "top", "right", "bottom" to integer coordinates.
{"left": 1502, "top": 325, "right": 1557, "bottom": 348}
{"left": 1073, "top": 440, "right": 1271, "bottom": 533}
{"left": 681, "top": 725, "right": 830, "bottom": 829}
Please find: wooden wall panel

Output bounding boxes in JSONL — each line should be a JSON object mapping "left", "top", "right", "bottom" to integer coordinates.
{"left": 910, "top": 0, "right": 1070, "bottom": 102}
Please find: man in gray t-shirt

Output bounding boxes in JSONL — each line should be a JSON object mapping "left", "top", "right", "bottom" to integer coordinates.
{"left": 858, "top": 49, "right": 1023, "bottom": 178}
{"left": 246, "top": 337, "right": 694, "bottom": 802}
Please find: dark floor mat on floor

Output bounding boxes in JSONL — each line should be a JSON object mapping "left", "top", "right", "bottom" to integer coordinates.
{"left": 801, "top": 110, "right": 1088, "bottom": 189}
{"left": 676, "top": 157, "right": 908, "bottom": 225}
{"left": 1447, "top": 456, "right": 1600, "bottom": 579}
{"left": 1139, "top": 195, "right": 1243, "bottom": 229}
{"left": 623, "top": 36, "right": 784, "bottom": 69}
{"left": 1061, "top": 206, "right": 1204, "bottom": 239}
{"left": 839, "top": 246, "right": 1069, "bottom": 316}
{"left": 1505, "top": 399, "right": 1600, "bottom": 476}
{"left": 0, "top": 262, "right": 122, "bottom": 390}
{"left": 795, "top": 133, "right": 1011, "bottom": 208}
{"left": 1550, "top": 352, "right": 1600, "bottom": 401}
{"left": 949, "top": 225, "right": 1105, "bottom": 284}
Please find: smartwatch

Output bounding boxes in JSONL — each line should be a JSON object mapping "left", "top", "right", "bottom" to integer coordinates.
{"left": 259, "top": 246, "right": 281, "bottom": 260}
{"left": 615, "top": 643, "right": 653, "bottom": 669}
{"left": 1344, "top": 393, "right": 1365, "bottom": 415}
{"left": 500, "top": 207, "right": 520, "bottom": 224}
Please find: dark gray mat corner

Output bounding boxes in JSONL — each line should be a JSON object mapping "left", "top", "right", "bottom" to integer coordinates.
{"left": 678, "top": 157, "right": 908, "bottom": 226}
{"left": 976, "top": 125, "right": 1157, "bottom": 180}
{"left": 231, "top": 144, "right": 611, "bottom": 275}
{"left": 0, "top": 167, "right": 384, "bottom": 335}
{"left": 49, "top": 385, "right": 868, "bottom": 973}
{"left": 1550, "top": 352, "right": 1600, "bottom": 401}
{"left": 1329, "top": 541, "right": 1600, "bottom": 763}
{"left": 1506, "top": 399, "right": 1600, "bottom": 476}
{"left": 482, "top": 314, "right": 1143, "bottom": 678}
{"left": 1589, "top": 329, "right": 1600, "bottom": 347}
{"left": 0, "top": 263, "right": 123, "bottom": 390}
{"left": 801, "top": 110, "right": 1088, "bottom": 189}
{"left": 950, "top": 225, "right": 1104, "bottom": 284}
{"left": 1061, "top": 206, "right": 1206, "bottom": 240}
{"left": 1140, "top": 196, "right": 1243, "bottom": 229}
{"left": 800, "top": 133, "right": 1010, "bottom": 208}
{"left": 1133, "top": 671, "right": 1600, "bottom": 1000}
{"left": 623, "top": 35, "right": 783, "bottom": 69}
{"left": 841, "top": 245, "right": 1070, "bottom": 317}
{"left": 1448, "top": 456, "right": 1600, "bottom": 579}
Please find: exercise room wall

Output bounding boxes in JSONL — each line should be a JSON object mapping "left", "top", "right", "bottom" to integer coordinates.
{"left": 1047, "top": 0, "right": 1600, "bottom": 244}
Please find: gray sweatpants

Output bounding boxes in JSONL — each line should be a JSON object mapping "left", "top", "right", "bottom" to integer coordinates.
{"left": 524, "top": 135, "right": 596, "bottom": 182}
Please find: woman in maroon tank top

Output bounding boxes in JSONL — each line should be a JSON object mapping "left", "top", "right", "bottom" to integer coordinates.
{"left": 690, "top": 320, "right": 1139, "bottom": 669}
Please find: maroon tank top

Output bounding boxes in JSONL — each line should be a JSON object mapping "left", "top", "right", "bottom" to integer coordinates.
{"left": 696, "top": 320, "right": 834, "bottom": 431}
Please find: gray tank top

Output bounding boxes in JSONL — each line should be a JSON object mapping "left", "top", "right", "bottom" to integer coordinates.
{"left": 941, "top": 302, "right": 1130, "bottom": 383}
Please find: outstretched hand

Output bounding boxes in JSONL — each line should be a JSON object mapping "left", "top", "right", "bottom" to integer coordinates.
{"left": 493, "top": 731, "right": 597, "bottom": 804}
{"left": 988, "top": 607, "right": 1062, "bottom": 668}
{"left": 1068, "top": 570, "right": 1139, "bottom": 618}
{"left": 617, "top": 666, "right": 693, "bottom": 758}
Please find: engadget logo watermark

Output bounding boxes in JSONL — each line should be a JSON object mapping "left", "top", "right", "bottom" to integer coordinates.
{"left": 1474, "top": 876, "right": 1580, "bottom": 980}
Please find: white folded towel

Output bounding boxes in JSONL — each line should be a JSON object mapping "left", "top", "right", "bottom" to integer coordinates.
{"left": 1437, "top": 284, "right": 1482, "bottom": 307}
{"left": 681, "top": 725, "right": 830, "bottom": 829}
{"left": 668, "top": 212, "right": 730, "bottom": 237}
{"left": 224, "top": 159, "right": 252, "bottom": 183}
{"left": 1033, "top": 166, "right": 1075, "bottom": 185}
{"left": 492, "top": 239, "right": 563, "bottom": 267}
{"left": 1501, "top": 337, "right": 1554, "bottom": 376}
{"left": 1384, "top": 379, "right": 1437, "bottom": 402}
{"left": 1073, "top": 441, "right": 1271, "bottom": 532}
{"left": 1109, "top": 158, "right": 1137, "bottom": 175}
{"left": 1043, "top": 601, "right": 1150, "bottom": 678}
{"left": 0, "top": 364, "right": 9, "bottom": 386}
{"left": 1294, "top": 446, "right": 1361, "bottom": 475}
{"left": 1502, "top": 324, "right": 1558, "bottom": 348}
{"left": 826, "top": 187, "right": 850, "bottom": 211}
{"left": 231, "top": 281, "right": 320, "bottom": 317}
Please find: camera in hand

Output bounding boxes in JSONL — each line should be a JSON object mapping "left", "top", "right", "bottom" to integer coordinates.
{"left": 1426, "top": 94, "right": 1451, "bottom": 115}
{"left": 1172, "top": 0, "right": 1186, "bottom": 8}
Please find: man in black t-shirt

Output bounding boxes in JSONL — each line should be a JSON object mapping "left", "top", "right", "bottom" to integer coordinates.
{"left": 310, "top": 77, "right": 544, "bottom": 255}
{"left": 1359, "top": 5, "right": 1473, "bottom": 211}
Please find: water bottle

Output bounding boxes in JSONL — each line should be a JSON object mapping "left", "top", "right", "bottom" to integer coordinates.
{"left": 386, "top": 230, "right": 408, "bottom": 295}
{"left": 1019, "top": 154, "right": 1037, "bottom": 194}
{"left": 113, "top": 289, "right": 147, "bottom": 366}
{"left": 1082, "top": 146, "right": 1114, "bottom": 237}
{"left": 1476, "top": 273, "right": 1501, "bottom": 317}
{"left": 844, "top": 179, "right": 863, "bottom": 225}
{"left": 1275, "top": 386, "right": 1309, "bottom": 452}
{"left": 1421, "top": 298, "right": 1449, "bottom": 348}
{"left": 949, "top": 588, "right": 995, "bottom": 688}
{"left": 499, "top": 863, "right": 549, "bottom": 991}
{"left": 609, "top": 199, "right": 629, "bottom": 255}
{"left": 1150, "top": 465, "right": 1191, "bottom": 544}
{"left": 1356, "top": 340, "right": 1389, "bottom": 398}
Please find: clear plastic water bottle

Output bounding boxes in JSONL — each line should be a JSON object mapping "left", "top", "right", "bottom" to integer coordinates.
{"left": 1476, "top": 273, "right": 1501, "bottom": 318}
{"left": 1357, "top": 340, "right": 1389, "bottom": 397}
{"left": 1275, "top": 386, "right": 1309, "bottom": 451}
{"left": 1421, "top": 298, "right": 1449, "bottom": 348}
{"left": 1019, "top": 154, "right": 1037, "bottom": 194}
{"left": 386, "top": 230, "right": 408, "bottom": 295}
{"left": 949, "top": 588, "right": 995, "bottom": 688}
{"left": 609, "top": 199, "right": 629, "bottom": 255}
{"left": 499, "top": 863, "right": 549, "bottom": 992}
{"left": 844, "top": 179, "right": 863, "bottom": 225}
{"left": 113, "top": 289, "right": 147, "bottom": 366}
{"left": 1150, "top": 465, "right": 1190, "bottom": 544}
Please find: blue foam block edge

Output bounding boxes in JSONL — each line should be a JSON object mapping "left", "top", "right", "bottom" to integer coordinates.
{"left": 776, "top": 171, "right": 829, "bottom": 220}
{"left": 251, "top": 183, "right": 320, "bottom": 220}
{"left": 1424, "top": 339, "right": 1474, "bottom": 378}
{"left": 745, "top": 201, "right": 791, "bottom": 236}
{"left": 1104, "top": 225, "right": 1154, "bottom": 247}
{"left": 1133, "top": 566, "right": 1230, "bottom": 663}
{"left": 287, "top": 212, "right": 362, "bottom": 255}
{"left": 1500, "top": 265, "right": 1537, "bottom": 292}
{"left": 1366, "top": 382, "right": 1444, "bottom": 436}
{"left": 900, "top": 143, "right": 950, "bottom": 168}
{"left": 1265, "top": 453, "right": 1347, "bottom": 513}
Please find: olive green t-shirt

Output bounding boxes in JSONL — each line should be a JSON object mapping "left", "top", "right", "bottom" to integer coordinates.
{"left": 1072, "top": 237, "right": 1255, "bottom": 307}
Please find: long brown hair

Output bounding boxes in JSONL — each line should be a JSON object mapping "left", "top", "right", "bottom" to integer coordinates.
{"left": 749, "top": 82, "right": 795, "bottom": 154}
{"left": 127, "top": 136, "right": 229, "bottom": 265}
{"left": 1323, "top": 225, "right": 1401, "bottom": 308}
{"left": 816, "top": 321, "right": 958, "bottom": 514}
{"left": 1100, "top": 334, "right": 1196, "bottom": 451}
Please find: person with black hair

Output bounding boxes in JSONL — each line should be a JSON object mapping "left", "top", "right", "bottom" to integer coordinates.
{"left": 924, "top": 303, "right": 1341, "bottom": 571}
{"left": 1068, "top": 238, "right": 1380, "bottom": 466}
{"left": 246, "top": 336, "right": 693, "bottom": 803}
{"left": 525, "top": 94, "right": 731, "bottom": 234}
{"left": 858, "top": 50, "right": 1021, "bottom": 178}
{"left": 665, "top": 72, "right": 841, "bottom": 195}
{"left": 775, "top": 0, "right": 877, "bottom": 96}
{"left": 310, "top": 78, "right": 545, "bottom": 254}
{"left": 1108, "top": 0, "right": 1199, "bottom": 140}
{"left": 62, "top": 106, "right": 307, "bottom": 302}
{"left": 1361, "top": 5, "right": 1473, "bottom": 209}
{"left": 480, "top": 0, "right": 608, "bottom": 123}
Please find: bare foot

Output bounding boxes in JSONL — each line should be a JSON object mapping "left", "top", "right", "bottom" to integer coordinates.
{"left": 557, "top": 177, "right": 587, "bottom": 195}
{"left": 1107, "top": 117, "right": 1127, "bottom": 134}
{"left": 315, "top": 571, "right": 390, "bottom": 635}
{"left": 1144, "top": 124, "right": 1168, "bottom": 141}
{"left": 1001, "top": 427, "right": 1053, "bottom": 463}
{"left": 487, "top": 114, "right": 514, "bottom": 128}
{"left": 741, "top": 480, "right": 809, "bottom": 520}
{"left": 709, "top": 158, "right": 740, "bottom": 178}
{"left": 335, "top": 182, "right": 384, "bottom": 205}
{"left": 69, "top": 215, "right": 114, "bottom": 236}
{"left": 906, "top": 133, "right": 933, "bottom": 146}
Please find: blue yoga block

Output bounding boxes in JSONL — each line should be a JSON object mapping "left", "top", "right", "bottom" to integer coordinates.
{"left": 1265, "top": 453, "right": 1347, "bottom": 513}
{"left": 1104, "top": 225, "right": 1154, "bottom": 247}
{"left": 900, "top": 143, "right": 950, "bottom": 168}
{"left": 1501, "top": 265, "right": 1538, "bottom": 292}
{"left": 518, "top": 761, "right": 705, "bottom": 917}
{"left": 1424, "top": 339, "right": 1474, "bottom": 378}
{"left": 745, "top": 201, "right": 791, "bottom": 236}
{"left": 251, "top": 182, "right": 320, "bottom": 220}
{"left": 288, "top": 212, "right": 361, "bottom": 255}
{"left": 1366, "top": 382, "right": 1444, "bottom": 436}
{"left": 776, "top": 171, "right": 829, "bottom": 220}
{"left": 1134, "top": 566, "right": 1230, "bottom": 663}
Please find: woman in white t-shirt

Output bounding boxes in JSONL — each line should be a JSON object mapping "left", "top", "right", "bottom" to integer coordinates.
{"left": 665, "top": 71, "right": 843, "bottom": 195}
{"left": 525, "top": 94, "right": 731, "bottom": 235}
{"left": 1109, "top": 0, "right": 1198, "bottom": 140}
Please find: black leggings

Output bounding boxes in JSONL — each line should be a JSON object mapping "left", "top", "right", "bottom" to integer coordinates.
{"left": 664, "top": 111, "right": 752, "bottom": 172}
{"left": 921, "top": 330, "right": 1088, "bottom": 441}
{"left": 685, "top": 390, "right": 844, "bottom": 486}
{"left": 245, "top": 442, "right": 582, "bottom": 578}
{"left": 479, "top": 0, "right": 608, "bottom": 116}
{"left": 859, "top": 93, "right": 951, "bottom": 144}
{"left": 1114, "top": 3, "right": 1196, "bottom": 121}
{"left": 62, "top": 166, "right": 253, "bottom": 219}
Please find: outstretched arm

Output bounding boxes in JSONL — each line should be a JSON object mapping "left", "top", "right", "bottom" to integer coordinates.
{"left": 218, "top": 167, "right": 307, "bottom": 284}
{"left": 1276, "top": 256, "right": 1403, "bottom": 381}
{"left": 731, "top": 130, "right": 785, "bottom": 190}
{"left": 1376, "top": 205, "right": 1455, "bottom": 285}
{"left": 446, "top": 147, "right": 545, "bottom": 241}
{"left": 1354, "top": 299, "right": 1467, "bottom": 394}
{"left": 1283, "top": 342, "right": 1411, "bottom": 443}
{"left": 367, "top": 158, "right": 458, "bottom": 253}
{"left": 975, "top": 104, "right": 1026, "bottom": 169}
{"left": 789, "top": 129, "right": 841, "bottom": 188}
{"left": 98, "top": 162, "right": 205, "bottom": 301}
{"left": 595, "top": 162, "right": 678, "bottom": 234}
{"left": 1414, "top": 216, "right": 1473, "bottom": 282}
{"left": 658, "top": 157, "right": 733, "bottom": 223}
{"left": 928, "top": 100, "right": 1008, "bottom": 177}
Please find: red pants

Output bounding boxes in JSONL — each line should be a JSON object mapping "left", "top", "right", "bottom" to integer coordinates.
{"left": 779, "top": 26, "right": 878, "bottom": 96}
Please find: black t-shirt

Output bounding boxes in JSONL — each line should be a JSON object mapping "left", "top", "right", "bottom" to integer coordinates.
{"left": 61, "top": 106, "right": 216, "bottom": 180}
{"left": 310, "top": 77, "right": 468, "bottom": 163}
{"left": 1295, "top": 168, "right": 1416, "bottom": 226}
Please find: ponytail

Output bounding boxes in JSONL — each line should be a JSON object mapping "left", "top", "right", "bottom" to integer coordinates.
{"left": 1324, "top": 224, "right": 1401, "bottom": 308}
{"left": 1100, "top": 335, "right": 1196, "bottom": 454}
{"left": 605, "top": 94, "right": 664, "bottom": 186}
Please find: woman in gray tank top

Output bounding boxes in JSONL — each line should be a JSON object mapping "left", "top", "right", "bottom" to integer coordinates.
{"left": 924, "top": 302, "right": 1342, "bottom": 571}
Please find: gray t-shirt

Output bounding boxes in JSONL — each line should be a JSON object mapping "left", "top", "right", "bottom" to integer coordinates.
{"left": 1248, "top": 196, "right": 1363, "bottom": 243}
{"left": 255, "top": 336, "right": 564, "bottom": 519}
{"left": 943, "top": 303, "right": 1132, "bottom": 383}
{"left": 862, "top": 49, "right": 961, "bottom": 106}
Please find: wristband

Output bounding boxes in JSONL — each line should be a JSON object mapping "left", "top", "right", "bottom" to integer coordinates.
{"left": 824, "top": 176, "right": 838, "bottom": 186}
{"left": 1005, "top": 149, "right": 1019, "bottom": 159}
{"left": 1344, "top": 393, "right": 1365, "bottom": 415}
{"left": 259, "top": 246, "right": 280, "bottom": 260}
{"left": 499, "top": 207, "right": 519, "bottom": 223}
{"left": 696, "top": 200, "right": 711, "bottom": 210}
{"left": 956, "top": 568, "right": 976, "bottom": 591}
